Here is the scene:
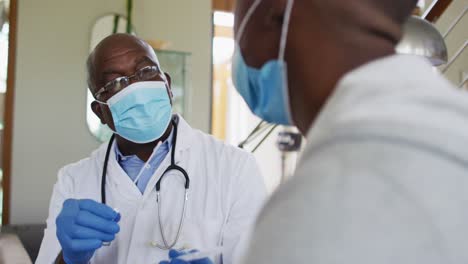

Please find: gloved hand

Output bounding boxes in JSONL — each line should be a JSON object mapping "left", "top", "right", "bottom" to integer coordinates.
{"left": 56, "top": 199, "right": 120, "bottom": 264}
{"left": 159, "top": 249, "right": 215, "bottom": 264}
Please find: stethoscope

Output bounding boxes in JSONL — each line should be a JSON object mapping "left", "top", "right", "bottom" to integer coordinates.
{"left": 101, "top": 116, "right": 190, "bottom": 250}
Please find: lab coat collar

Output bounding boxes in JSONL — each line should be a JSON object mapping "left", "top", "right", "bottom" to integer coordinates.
{"left": 172, "top": 114, "right": 194, "bottom": 153}
{"left": 307, "top": 54, "right": 437, "bottom": 137}
{"left": 304, "top": 54, "right": 468, "bottom": 164}
{"left": 111, "top": 114, "right": 193, "bottom": 159}
{"left": 336, "top": 54, "right": 437, "bottom": 93}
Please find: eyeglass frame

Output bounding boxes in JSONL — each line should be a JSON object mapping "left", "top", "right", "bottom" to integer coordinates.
{"left": 93, "top": 65, "right": 166, "bottom": 100}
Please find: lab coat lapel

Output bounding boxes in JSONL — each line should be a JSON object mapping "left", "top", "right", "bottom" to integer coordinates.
{"left": 172, "top": 114, "right": 195, "bottom": 155}
{"left": 106, "top": 141, "right": 143, "bottom": 200}
{"left": 141, "top": 114, "right": 194, "bottom": 200}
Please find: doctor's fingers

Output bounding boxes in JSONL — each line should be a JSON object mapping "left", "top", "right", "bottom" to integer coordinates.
{"left": 75, "top": 210, "right": 120, "bottom": 235}
{"left": 63, "top": 236, "right": 103, "bottom": 252}
{"left": 169, "top": 249, "right": 187, "bottom": 258}
{"left": 169, "top": 259, "right": 190, "bottom": 264}
{"left": 159, "top": 260, "right": 188, "bottom": 264}
{"left": 68, "top": 224, "right": 116, "bottom": 242}
{"left": 78, "top": 199, "right": 119, "bottom": 221}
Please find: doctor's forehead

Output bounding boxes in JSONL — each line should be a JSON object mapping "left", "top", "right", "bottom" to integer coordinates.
{"left": 90, "top": 34, "right": 159, "bottom": 69}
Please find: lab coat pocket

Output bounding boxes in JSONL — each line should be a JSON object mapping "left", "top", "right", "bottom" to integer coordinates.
{"left": 180, "top": 216, "right": 223, "bottom": 250}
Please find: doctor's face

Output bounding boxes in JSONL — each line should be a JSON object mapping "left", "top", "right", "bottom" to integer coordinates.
{"left": 89, "top": 34, "right": 173, "bottom": 131}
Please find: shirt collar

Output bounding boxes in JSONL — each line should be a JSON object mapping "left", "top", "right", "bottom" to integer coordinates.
{"left": 114, "top": 128, "right": 174, "bottom": 162}
{"left": 111, "top": 114, "right": 194, "bottom": 163}
{"left": 306, "top": 54, "right": 438, "bottom": 141}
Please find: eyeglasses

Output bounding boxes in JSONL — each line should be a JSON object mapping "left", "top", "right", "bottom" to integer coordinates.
{"left": 94, "top": 65, "right": 162, "bottom": 99}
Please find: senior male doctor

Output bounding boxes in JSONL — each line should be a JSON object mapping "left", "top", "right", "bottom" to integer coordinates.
{"left": 36, "top": 34, "right": 266, "bottom": 264}
{"left": 231, "top": 0, "right": 468, "bottom": 263}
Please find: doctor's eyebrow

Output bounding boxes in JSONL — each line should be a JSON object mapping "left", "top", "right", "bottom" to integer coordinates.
{"left": 100, "top": 56, "right": 158, "bottom": 78}
{"left": 102, "top": 70, "right": 124, "bottom": 76}
{"left": 135, "top": 56, "right": 160, "bottom": 70}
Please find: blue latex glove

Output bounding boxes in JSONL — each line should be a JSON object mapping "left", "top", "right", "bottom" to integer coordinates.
{"left": 56, "top": 199, "right": 120, "bottom": 264}
{"left": 159, "top": 249, "right": 214, "bottom": 264}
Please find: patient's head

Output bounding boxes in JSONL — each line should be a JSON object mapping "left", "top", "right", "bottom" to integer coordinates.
{"left": 234, "top": 0, "right": 417, "bottom": 133}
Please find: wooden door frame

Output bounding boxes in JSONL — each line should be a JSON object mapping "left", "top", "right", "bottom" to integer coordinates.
{"left": 2, "top": 0, "right": 18, "bottom": 225}
{"left": 213, "top": 0, "right": 234, "bottom": 12}
{"left": 424, "top": 0, "right": 453, "bottom": 22}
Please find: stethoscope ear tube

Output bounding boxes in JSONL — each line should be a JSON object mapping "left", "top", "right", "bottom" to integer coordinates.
{"left": 101, "top": 134, "right": 116, "bottom": 204}
{"left": 155, "top": 117, "right": 190, "bottom": 192}
{"left": 156, "top": 164, "right": 190, "bottom": 191}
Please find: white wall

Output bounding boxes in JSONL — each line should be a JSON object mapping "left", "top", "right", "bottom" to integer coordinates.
{"left": 10, "top": 0, "right": 212, "bottom": 224}
{"left": 133, "top": 1, "right": 212, "bottom": 130}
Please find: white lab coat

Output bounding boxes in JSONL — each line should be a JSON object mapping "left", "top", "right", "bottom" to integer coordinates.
{"left": 244, "top": 55, "right": 468, "bottom": 264}
{"left": 36, "top": 115, "right": 267, "bottom": 264}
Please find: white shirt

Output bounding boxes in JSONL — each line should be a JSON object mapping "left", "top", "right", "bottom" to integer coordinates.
{"left": 243, "top": 55, "right": 468, "bottom": 264}
{"left": 36, "top": 116, "right": 267, "bottom": 264}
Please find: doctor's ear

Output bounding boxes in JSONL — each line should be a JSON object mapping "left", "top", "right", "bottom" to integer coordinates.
{"left": 164, "top": 72, "right": 173, "bottom": 98}
{"left": 91, "top": 101, "right": 106, "bottom": 125}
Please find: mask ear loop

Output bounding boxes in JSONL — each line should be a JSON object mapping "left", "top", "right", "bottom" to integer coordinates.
{"left": 235, "top": 0, "right": 263, "bottom": 44}
{"left": 278, "top": 0, "right": 295, "bottom": 125}
{"left": 158, "top": 64, "right": 170, "bottom": 90}
{"left": 94, "top": 99, "right": 108, "bottom": 105}
{"left": 93, "top": 99, "right": 122, "bottom": 139}
{"left": 278, "top": 0, "right": 294, "bottom": 61}
{"left": 237, "top": 0, "right": 294, "bottom": 60}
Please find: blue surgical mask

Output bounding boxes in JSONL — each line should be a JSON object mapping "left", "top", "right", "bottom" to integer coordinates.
{"left": 232, "top": 0, "right": 295, "bottom": 125}
{"left": 97, "top": 81, "right": 172, "bottom": 144}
